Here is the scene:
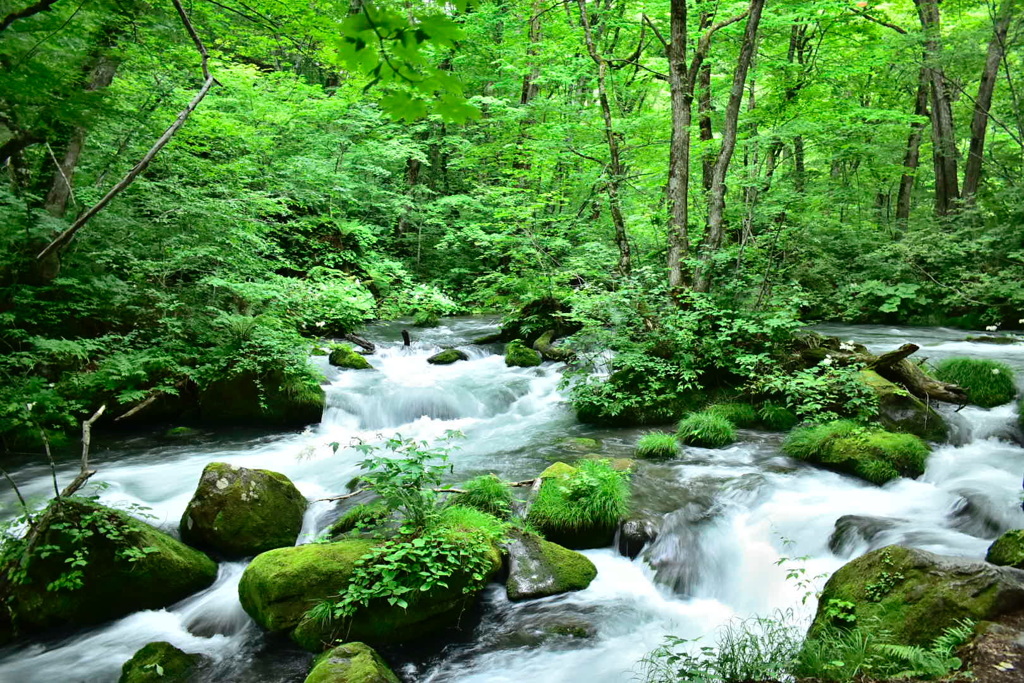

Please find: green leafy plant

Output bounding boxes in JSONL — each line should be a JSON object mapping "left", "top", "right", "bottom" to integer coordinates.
{"left": 933, "top": 358, "right": 1017, "bottom": 408}
{"left": 706, "top": 403, "right": 759, "bottom": 428}
{"left": 676, "top": 411, "right": 736, "bottom": 448}
{"left": 634, "top": 432, "right": 678, "bottom": 458}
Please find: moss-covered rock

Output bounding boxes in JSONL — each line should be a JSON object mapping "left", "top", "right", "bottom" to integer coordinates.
{"left": 200, "top": 370, "right": 325, "bottom": 427}
{"left": 539, "top": 461, "right": 577, "bottom": 479}
{"left": 987, "top": 530, "right": 1024, "bottom": 569}
{"left": 329, "top": 346, "right": 373, "bottom": 370}
{"left": 527, "top": 460, "right": 630, "bottom": 550}
{"left": 933, "top": 358, "right": 1017, "bottom": 408}
{"left": 559, "top": 437, "right": 601, "bottom": 452}
{"left": 810, "top": 545, "right": 1024, "bottom": 646}
{"left": 164, "top": 426, "right": 201, "bottom": 439}
{"left": 304, "top": 642, "right": 399, "bottom": 683}
{"left": 782, "top": 420, "right": 930, "bottom": 485}
{"left": 505, "top": 531, "right": 597, "bottom": 601}
{"left": 180, "top": 462, "right": 307, "bottom": 558}
{"left": 426, "top": 348, "right": 468, "bottom": 365}
{"left": 119, "top": 641, "right": 204, "bottom": 683}
{"left": 327, "top": 502, "right": 391, "bottom": 539}
{"left": 3, "top": 498, "right": 217, "bottom": 642}
{"left": 238, "top": 540, "right": 377, "bottom": 634}
{"left": 858, "top": 370, "right": 948, "bottom": 442}
{"left": 505, "top": 340, "right": 542, "bottom": 367}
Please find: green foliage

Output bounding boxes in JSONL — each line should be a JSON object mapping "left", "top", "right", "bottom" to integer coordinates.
{"left": 751, "top": 363, "right": 879, "bottom": 423}
{"left": 527, "top": 459, "right": 630, "bottom": 536}
{"left": 757, "top": 402, "right": 799, "bottom": 431}
{"left": 706, "top": 403, "right": 759, "bottom": 428}
{"left": 412, "top": 310, "right": 441, "bottom": 327}
{"left": 933, "top": 358, "right": 1018, "bottom": 408}
{"left": 635, "top": 433, "right": 678, "bottom": 459}
{"left": 457, "top": 474, "right": 514, "bottom": 519}
{"left": 676, "top": 411, "right": 736, "bottom": 449}
{"left": 783, "top": 421, "right": 930, "bottom": 484}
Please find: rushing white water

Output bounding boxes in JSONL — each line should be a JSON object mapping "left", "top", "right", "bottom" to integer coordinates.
{"left": 0, "top": 320, "right": 1022, "bottom": 682}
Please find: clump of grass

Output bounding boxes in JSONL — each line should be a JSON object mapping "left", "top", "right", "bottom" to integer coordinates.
{"left": 783, "top": 420, "right": 930, "bottom": 485}
{"left": 758, "top": 401, "right": 799, "bottom": 431}
{"left": 933, "top": 357, "right": 1017, "bottom": 408}
{"left": 438, "top": 504, "right": 508, "bottom": 542}
{"left": 635, "top": 432, "right": 678, "bottom": 459}
{"left": 676, "top": 411, "right": 736, "bottom": 448}
{"left": 456, "top": 474, "right": 514, "bottom": 519}
{"left": 527, "top": 459, "right": 630, "bottom": 536}
{"left": 707, "top": 403, "right": 759, "bottom": 428}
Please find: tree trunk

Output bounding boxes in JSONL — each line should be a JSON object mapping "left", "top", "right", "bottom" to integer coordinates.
{"left": 692, "top": 0, "right": 765, "bottom": 293}
{"left": 961, "top": 0, "right": 1014, "bottom": 203}
{"left": 915, "top": 0, "right": 959, "bottom": 215}
{"left": 666, "top": 0, "right": 691, "bottom": 289}
{"left": 577, "top": 0, "right": 631, "bottom": 276}
{"left": 895, "top": 67, "right": 930, "bottom": 228}
{"left": 520, "top": 0, "right": 543, "bottom": 105}
{"left": 698, "top": 61, "right": 714, "bottom": 192}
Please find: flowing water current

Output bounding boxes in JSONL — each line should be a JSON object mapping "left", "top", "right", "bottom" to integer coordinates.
{"left": 1, "top": 320, "right": 1022, "bottom": 682}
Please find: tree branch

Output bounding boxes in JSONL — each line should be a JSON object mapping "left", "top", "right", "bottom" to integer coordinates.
{"left": 0, "top": 0, "right": 60, "bottom": 34}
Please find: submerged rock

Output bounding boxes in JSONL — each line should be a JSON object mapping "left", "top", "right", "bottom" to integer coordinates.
{"left": 504, "top": 531, "right": 597, "bottom": 601}
{"left": 427, "top": 348, "right": 469, "bottom": 365}
{"left": 119, "top": 642, "right": 205, "bottom": 683}
{"left": 988, "top": 530, "right": 1024, "bottom": 569}
{"left": 617, "top": 516, "right": 659, "bottom": 559}
{"left": 859, "top": 370, "right": 948, "bottom": 442}
{"left": 828, "top": 514, "right": 902, "bottom": 556}
{"left": 810, "top": 545, "right": 1024, "bottom": 645}
{"left": 1, "top": 498, "right": 217, "bottom": 644}
{"left": 180, "top": 462, "right": 307, "bottom": 558}
{"left": 303, "top": 642, "right": 399, "bottom": 683}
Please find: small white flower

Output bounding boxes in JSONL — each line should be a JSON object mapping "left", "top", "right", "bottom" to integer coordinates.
{"left": 993, "top": 369, "right": 1001, "bottom": 375}
{"left": 839, "top": 341, "right": 856, "bottom": 352}
{"left": 314, "top": 321, "right": 326, "bottom": 328}
{"left": 821, "top": 355, "right": 834, "bottom": 366}
{"left": 26, "top": 402, "right": 35, "bottom": 412}
{"left": 1019, "top": 318, "right": 1024, "bottom": 325}
{"left": 986, "top": 325, "right": 999, "bottom": 331}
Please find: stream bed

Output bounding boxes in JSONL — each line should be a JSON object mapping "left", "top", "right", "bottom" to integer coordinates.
{"left": 0, "top": 320, "right": 1022, "bottom": 682}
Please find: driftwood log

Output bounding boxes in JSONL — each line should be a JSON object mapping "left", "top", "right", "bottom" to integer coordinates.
{"left": 343, "top": 333, "right": 375, "bottom": 353}
{"left": 533, "top": 329, "right": 575, "bottom": 362}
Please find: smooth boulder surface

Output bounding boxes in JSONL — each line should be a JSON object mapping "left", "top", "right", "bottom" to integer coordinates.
{"left": 988, "top": 530, "right": 1024, "bottom": 569}
{"left": 2, "top": 498, "right": 217, "bottom": 643}
{"left": 426, "top": 348, "right": 469, "bottom": 365}
{"left": 859, "top": 370, "right": 948, "bottom": 442}
{"left": 119, "top": 642, "right": 204, "bottom": 683}
{"left": 304, "top": 642, "right": 399, "bottom": 683}
{"left": 505, "top": 531, "right": 597, "bottom": 601}
{"left": 811, "top": 545, "right": 1024, "bottom": 645}
{"left": 180, "top": 462, "right": 307, "bottom": 557}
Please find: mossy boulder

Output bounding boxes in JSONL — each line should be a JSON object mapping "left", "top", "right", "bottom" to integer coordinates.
{"left": 2, "top": 498, "right": 217, "bottom": 643}
{"left": 782, "top": 420, "right": 930, "bottom": 485}
{"left": 505, "top": 340, "right": 542, "bottom": 367}
{"left": 304, "top": 642, "right": 399, "bottom": 683}
{"left": 987, "top": 530, "right": 1024, "bottom": 569}
{"left": 559, "top": 437, "right": 601, "bottom": 452}
{"left": 119, "top": 642, "right": 204, "bottom": 683}
{"left": 527, "top": 460, "right": 629, "bottom": 550}
{"left": 180, "top": 462, "right": 307, "bottom": 558}
{"left": 859, "top": 370, "right": 948, "bottom": 442}
{"left": 427, "top": 348, "right": 469, "bottom": 365}
{"left": 200, "top": 370, "right": 325, "bottom": 427}
{"left": 505, "top": 531, "right": 597, "bottom": 601}
{"left": 238, "top": 537, "right": 502, "bottom": 651}
{"left": 810, "top": 545, "right": 1024, "bottom": 646}
{"left": 933, "top": 357, "right": 1017, "bottom": 408}
{"left": 329, "top": 346, "right": 373, "bottom": 370}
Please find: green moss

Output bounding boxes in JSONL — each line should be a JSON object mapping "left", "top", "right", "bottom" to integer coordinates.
{"left": 328, "top": 502, "right": 390, "bottom": 538}
{"left": 457, "top": 474, "right": 514, "bottom": 519}
{"left": 858, "top": 370, "right": 947, "bottom": 441}
{"left": 676, "top": 411, "right": 736, "bottom": 448}
{"left": 527, "top": 459, "right": 629, "bottom": 549}
{"left": 119, "top": 642, "right": 202, "bottom": 683}
{"left": 180, "top": 462, "right": 308, "bottom": 557}
{"left": 574, "top": 369, "right": 703, "bottom": 427}
{"left": 238, "top": 540, "right": 377, "bottom": 633}
{"left": 200, "top": 369, "right": 325, "bottom": 427}
{"left": 634, "top": 432, "right": 677, "bottom": 459}
{"left": 505, "top": 532, "right": 597, "bottom": 601}
{"left": 986, "top": 530, "right": 1024, "bottom": 568}
{"left": 164, "top": 426, "right": 201, "bottom": 439}
{"left": 5, "top": 498, "right": 217, "bottom": 640}
{"left": 539, "top": 461, "right": 577, "bottom": 479}
{"left": 810, "top": 545, "right": 1022, "bottom": 646}
{"left": 783, "top": 421, "right": 929, "bottom": 484}
{"left": 329, "top": 345, "right": 373, "bottom": 370}
{"left": 413, "top": 310, "right": 440, "bottom": 328}
{"left": 559, "top": 437, "right": 601, "bottom": 452}
{"left": 933, "top": 358, "right": 1017, "bottom": 408}
{"left": 426, "top": 348, "right": 468, "bottom": 365}
{"left": 757, "top": 402, "right": 799, "bottom": 431}
{"left": 505, "top": 340, "right": 542, "bottom": 367}
{"left": 304, "top": 642, "right": 400, "bottom": 683}
{"left": 706, "top": 403, "right": 759, "bottom": 428}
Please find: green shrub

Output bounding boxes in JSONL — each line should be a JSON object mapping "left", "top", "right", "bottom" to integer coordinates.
{"left": 676, "top": 411, "right": 736, "bottom": 448}
{"left": 933, "top": 357, "right": 1017, "bottom": 408}
{"left": 635, "top": 432, "right": 678, "bottom": 459}
{"left": 413, "top": 310, "right": 440, "bottom": 328}
{"left": 457, "top": 474, "right": 514, "bottom": 519}
{"left": 783, "top": 421, "right": 930, "bottom": 484}
{"left": 527, "top": 459, "right": 630, "bottom": 536}
{"left": 707, "top": 403, "right": 759, "bottom": 428}
{"left": 758, "top": 402, "right": 799, "bottom": 431}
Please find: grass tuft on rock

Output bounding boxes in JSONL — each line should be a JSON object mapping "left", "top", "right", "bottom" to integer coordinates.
{"left": 635, "top": 432, "right": 678, "bottom": 459}
{"left": 933, "top": 357, "right": 1017, "bottom": 408}
{"left": 706, "top": 402, "right": 759, "bottom": 428}
{"left": 676, "top": 411, "right": 736, "bottom": 448}
{"left": 457, "top": 474, "right": 514, "bottom": 519}
{"left": 783, "top": 420, "right": 930, "bottom": 485}
{"left": 757, "top": 402, "right": 799, "bottom": 431}
{"left": 527, "top": 459, "right": 629, "bottom": 544}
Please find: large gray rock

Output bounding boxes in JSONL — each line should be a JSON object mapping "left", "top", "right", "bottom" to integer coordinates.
{"left": 505, "top": 531, "right": 597, "bottom": 601}
{"left": 180, "top": 462, "right": 307, "bottom": 558}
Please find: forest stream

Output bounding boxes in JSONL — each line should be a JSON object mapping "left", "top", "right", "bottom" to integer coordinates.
{"left": 0, "top": 319, "right": 1022, "bottom": 683}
